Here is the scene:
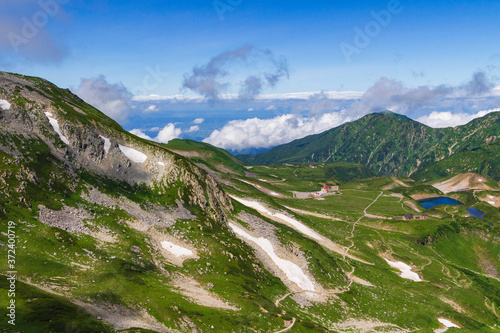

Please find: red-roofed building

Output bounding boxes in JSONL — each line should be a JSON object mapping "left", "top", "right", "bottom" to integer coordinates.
{"left": 322, "top": 185, "right": 339, "bottom": 193}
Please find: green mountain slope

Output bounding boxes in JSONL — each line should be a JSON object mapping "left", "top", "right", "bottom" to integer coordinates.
{"left": 164, "top": 138, "right": 249, "bottom": 176}
{"left": 238, "top": 111, "right": 500, "bottom": 179}
{"left": 1, "top": 72, "right": 499, "bottom": 332}
{"left": 414, "top": 145, "right": 500, "bottom": 182}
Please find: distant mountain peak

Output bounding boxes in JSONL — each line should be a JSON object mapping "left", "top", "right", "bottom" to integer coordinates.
{"left": 370, "top": 110, "right": 413, "bottom": 121}
{"left": 238, "top": 110, "right": 500, "bottom": 179}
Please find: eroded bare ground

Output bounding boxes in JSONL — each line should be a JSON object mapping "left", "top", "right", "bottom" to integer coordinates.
{"left": 37, "top": 204, "right": 92, "bottom": 235}
{"left": 402, "top": 199, "right": 422, "bottom": 213}
{"left": 172, "top": 275, "right": 239, "bottom": 311}
{"left": 477, "top": 191, "right": 500, "bottom": 208}
{"left": 383, "top": 178, "right": 410, "bottom": 191}
{"left": 475, "top": 245, "right": 499, "bottom": 278}
{"left": 329, "top": 318, "right": 409, "bottom": 333}
{"left": 350, "top": 276, "right": 375, "bottom": 287}
{"left": 432, "top": 173, "right": 496, "bottom": 193}
{"left": 82, "top": 186, "right": 194, "bottom": 228}
{"left": 439, "top": 296, "right": 466, "bottom": 314}
{"left": 72, "top": 301, "right": 171, "bottom": 332}
{"left": 37, "top": 204, "right": 117, "bottom": 243}
{"left": 22, "top": 279, "right": 172, "bottom": 332}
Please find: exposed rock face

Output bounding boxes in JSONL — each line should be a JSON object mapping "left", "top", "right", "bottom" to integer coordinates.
{"left": 38, "top": 205, "right": 92, "bottom": 235}
{"left": 82, "top": 187, "right": 195, "bottom": 228}
{"left": 0, "top": 72, "right": 232, "bottom": 222}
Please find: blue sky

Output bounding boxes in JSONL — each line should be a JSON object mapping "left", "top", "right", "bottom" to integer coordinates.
{"left": 2, "top": 0, "right": 500, "bottom": 152}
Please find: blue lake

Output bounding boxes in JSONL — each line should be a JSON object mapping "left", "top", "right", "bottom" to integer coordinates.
{"left": 467, "top": 207, "right": 485, "bottom": 220}
{"left": 418, "top": 197, "right": 464, "bottom": 210}
{"left": 467, "top": 207, "right": 493, "bottom": 226}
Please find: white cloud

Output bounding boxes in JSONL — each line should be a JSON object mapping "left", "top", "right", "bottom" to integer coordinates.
{"left": 156, "top": 123, "right": 182, "bottom": 143}
{"left": 132, "top": 94, "right": 202, "bottom": 102}
{"left": 417, "top": 109, "right": 500, "bottom": 128}
{"left": 265, "top": 105, "right": 277, "bottom": 111}
{"left": 493, "top": 86, "right": 500, "bottom": 96}
{"left": 129, "top": 129, "right": 153, "bottom": 140}
{"left": 193, "top": 118, "right": 205, "bottom": 124}
{"left": 130, "top": 123, "right": 182, "bottom": 143}
{"left": 203, "top": 111, "right": 355, "bottom": 151}
{"left": 75, "top": 76, "right": 132, "bottom": 122}
{"left": 187, "top": 125, "right": 200, "bottom": 133}
{"left": 259, "top": 91, "right": 363, "bottom": 100}
{"left": 145, "top": 105, "right": 158, "bottom": 112}
{"left": 248, "top": 108, "right": 254, "bottom": 111}
{"left": 132, "top": 90, "right": 364, "bottom": 102}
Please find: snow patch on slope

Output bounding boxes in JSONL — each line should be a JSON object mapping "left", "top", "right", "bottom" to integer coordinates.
{"left": 119, "top": 145, "right": 147, "bottom": 163}
{"left": 0, "top": 99, "right": 11, "bottom": 110}
{"left": 45, "top": 112, "right": 70, "bottom": 145}
{"left": 161, "top": 241, "right": 193, "bottom": 257}
{"left": 437, "top": 318, "right": 460, "bottom": 328}
{"left": 229, "top": 223, "right": 315, "bottom": 291}
{"left": 384, "top": 258, "right": 422, "bottom": 282}
{"left": 230, "top": 196, "right": 322, "bottom": 241}
{"left": 99, "top": 136, "right": 111, "bottom": 154}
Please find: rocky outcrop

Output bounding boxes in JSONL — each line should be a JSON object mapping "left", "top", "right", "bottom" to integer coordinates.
{"left": 0, "top": 72, "right": 233, "bottom": 223}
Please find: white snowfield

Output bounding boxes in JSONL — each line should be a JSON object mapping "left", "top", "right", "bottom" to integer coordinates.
{"left": 0, "top": 99, "right": 11, "bottom": 110}
{"left": 229, "top": 223, "right": 315, "bottom": 291}
{"left": 44, "top": 112, "right": 70, "bottom": 145}
{"left": 161, "top": 241, "right": 193, "bottom": 257}
{"left": 384, "top": 259, "right": 422, "bottom": 282}
{"left": 438, "top": 318, "right": 460, "bottom": 328}
{"left": 240, "top": 179, "right": 261, "bottom": 188}
{"left": 158, "top": 162, "right": 165, "bottom": 166}
{"left": 119, "top": 145, "right": 147, "bottom": 163}
{"left": 488, "top": 201, "right": 495, "bottom": 205}
{"left": 230, "top": 196, "right": 322, "bottom": 241}
{"left": 99, "top": 136, "right": 111, "bottom": 154}
{"left": 270, "top": 192, "right": 280, "bottom": 197}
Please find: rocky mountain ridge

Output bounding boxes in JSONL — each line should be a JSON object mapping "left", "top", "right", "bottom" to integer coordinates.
{"left": 0, "top": 72, "right": 232, "bottom": 222}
